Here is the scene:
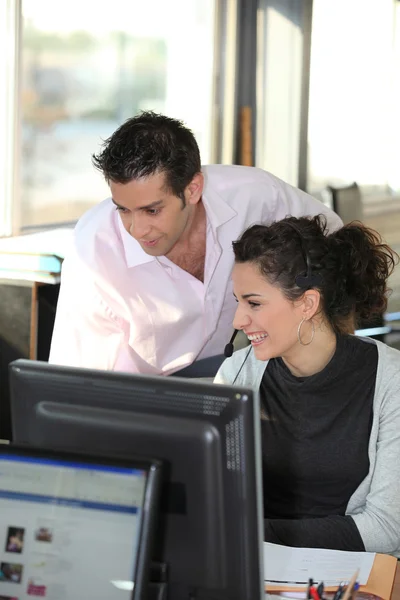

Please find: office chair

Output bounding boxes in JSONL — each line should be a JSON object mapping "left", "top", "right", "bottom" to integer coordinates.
{"left": 328, "top": 182, "right": 363, "bottom": 225}
{"left": 174, "top": 354, "right": 226, "bottom": 379}
{"left": 174, "top": 332, "right": 249, "bottom": 379}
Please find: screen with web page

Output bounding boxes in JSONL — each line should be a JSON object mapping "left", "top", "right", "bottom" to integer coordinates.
{"left": 0, "top": 449, "right": 149, "bottom": 600}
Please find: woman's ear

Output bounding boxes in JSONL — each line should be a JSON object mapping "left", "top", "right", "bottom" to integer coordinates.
{"left": 301, "top": 289, "right": 321, "bottom": 319}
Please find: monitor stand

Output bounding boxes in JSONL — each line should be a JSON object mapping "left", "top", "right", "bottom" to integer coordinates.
{"left": 148, "top": 582, "right": 168, "bottom": 600}
{"left": 149, "top": 562, "right": 168, "bottom": 600}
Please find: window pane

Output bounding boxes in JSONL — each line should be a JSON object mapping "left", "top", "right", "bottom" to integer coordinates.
{"left": 20, "top": 0, "right": 216, "bottom": 229}
{"left": 308, "top": 0, "right": 396, "bottom": 193}
{"left": 256, "top": 1, "right": 303, "bottom": 187}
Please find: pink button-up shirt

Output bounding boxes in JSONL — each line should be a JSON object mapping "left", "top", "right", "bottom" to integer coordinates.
{"left": 49, "top": 165, "right": 342, "bottom": 375}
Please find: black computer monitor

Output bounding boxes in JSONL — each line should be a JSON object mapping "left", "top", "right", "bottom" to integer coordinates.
{"left": 9, "top": 359, "right": 264, "bottom": 600}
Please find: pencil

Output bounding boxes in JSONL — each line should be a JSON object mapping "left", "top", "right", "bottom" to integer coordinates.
{"left": 341, "top": 569, "right": 359, "bottom": 600}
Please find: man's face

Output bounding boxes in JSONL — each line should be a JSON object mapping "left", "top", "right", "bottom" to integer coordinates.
{"left": 110, "top": 171, "right": 202, "bottom": 256}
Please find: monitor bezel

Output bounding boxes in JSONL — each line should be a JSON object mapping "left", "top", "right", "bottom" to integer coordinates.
{"left": 0, "top": 442, "right": 163, "bottom": 600}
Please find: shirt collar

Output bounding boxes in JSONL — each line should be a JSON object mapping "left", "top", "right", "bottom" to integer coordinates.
{"left": 117, "top": 173, "right": 237, "bottom": 269}
{"left": 201, "top": 175, "right": 237, "bottom": 232}
{"left": 117, "top": 212, "right": 155, "bottom": 269}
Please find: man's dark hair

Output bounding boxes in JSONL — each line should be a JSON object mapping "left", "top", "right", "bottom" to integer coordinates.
{"left": 92, "top": 111, "right": 201, "bottom": 204}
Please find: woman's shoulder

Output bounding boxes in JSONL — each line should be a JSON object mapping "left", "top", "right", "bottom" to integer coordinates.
{"left": 351, "top": 336, "right": 400, "bottom": 372}
{"left": 214, "top": 346, "right": 266, "bottom": 386}
{"left": 371, "top": 338, "right": 400, "bottom": 375}
{"left": 367, "top": 339, "right": 400, "bottom": 410}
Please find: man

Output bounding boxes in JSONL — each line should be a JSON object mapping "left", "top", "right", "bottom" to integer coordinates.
{"left": 49, "top": 112, "right": 342, "bottom": 375}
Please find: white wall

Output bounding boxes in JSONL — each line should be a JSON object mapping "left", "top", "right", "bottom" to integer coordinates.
{"left": 308, "top": 0, "right": 397, "bottom": 192}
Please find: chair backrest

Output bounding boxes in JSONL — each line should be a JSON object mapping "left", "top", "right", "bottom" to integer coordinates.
{"left": 173, "top": 354, "right": 226, "bottom": 379}
{"left": 327, "top": 182, "right": 363, "bottom": 224}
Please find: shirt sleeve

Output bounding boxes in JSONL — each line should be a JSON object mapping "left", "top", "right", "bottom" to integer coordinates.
{"left": 49, "top": 254, "right": 130, "bottom": 372}
{"left": 349, "top": 366, "right": 400, "bottom": 554}
{"left": 264, "top": 515, "right": 365, "bottom": 551}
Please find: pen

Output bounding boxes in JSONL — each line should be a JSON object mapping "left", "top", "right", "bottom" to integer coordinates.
{"left": 333, "top": 582, "right": 345, "bottom": 600}
{"left": 310, "top": 587, "right": 320, "bottom": 600}
{"left": 264, "top": 579, "right": 310, "bottom": 584}
{"left": 317, "top": 582, "right": 325, "bottom": 599}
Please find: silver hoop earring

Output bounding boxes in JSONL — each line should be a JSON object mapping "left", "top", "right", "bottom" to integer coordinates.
{"left": 297, "top": 318, "right": 315, "bottom": 346}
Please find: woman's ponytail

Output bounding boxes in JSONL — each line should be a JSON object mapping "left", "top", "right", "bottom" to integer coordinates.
{"left": 326, "top": 223, "right": 398, "bottom": 325}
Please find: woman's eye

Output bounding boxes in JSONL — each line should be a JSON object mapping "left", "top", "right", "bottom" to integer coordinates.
{"left": 249, "top": 301, "right": 260, "bottom": 308}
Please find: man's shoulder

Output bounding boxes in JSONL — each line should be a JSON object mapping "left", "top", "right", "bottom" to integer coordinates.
{"left": 71, "top": 198, "right": 123, "bottom": 269}
{"left": 75, "top": 197, "right": 116, "bottom": 237}
{"left": 203, "top": 164, "right": 277, "bottom": 190}
{"left": 202, "top": 165, "right": 281, "bottom": 218}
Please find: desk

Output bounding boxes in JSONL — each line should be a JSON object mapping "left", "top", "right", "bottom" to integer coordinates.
{"left": 0, "top": 228, "right": 73, "bottom": 440}
{"left": 0, "top": 279, "right": 60, "bottom": 440}
{"left": 392, "top": 564, "right": 400, "bottom": 600}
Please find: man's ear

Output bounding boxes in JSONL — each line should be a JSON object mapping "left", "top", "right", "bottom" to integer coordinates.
{"left": 185, "top": 172, "right": 204, "bottom": 205}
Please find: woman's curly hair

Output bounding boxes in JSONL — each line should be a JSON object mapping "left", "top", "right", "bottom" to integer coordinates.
{"left": 233, "top": 215, "right": 398, "bottom": 334}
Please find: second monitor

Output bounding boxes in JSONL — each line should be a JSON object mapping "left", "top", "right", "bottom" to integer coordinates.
{"left": 10, "top": 359, "right": 264, "bottom": 600}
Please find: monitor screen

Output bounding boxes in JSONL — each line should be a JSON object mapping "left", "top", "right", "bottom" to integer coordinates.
{"left": 0, "top": 446, "right": 161, "bottom": 600}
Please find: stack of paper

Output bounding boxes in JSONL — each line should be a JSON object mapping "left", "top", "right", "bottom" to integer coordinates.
{"left": 264, "top": 543, "right": 375, "bottom": 586}
{"left": 264, "top": 543, "right": 397, "bottom": 600}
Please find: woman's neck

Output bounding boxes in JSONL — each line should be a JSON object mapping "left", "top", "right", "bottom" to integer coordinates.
{"left": 282, "top": 326, "right": 338, "bottom": 378}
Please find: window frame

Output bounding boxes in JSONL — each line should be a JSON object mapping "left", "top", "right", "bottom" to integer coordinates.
{"left": 0, "top": 0, "right": 22, "bottom": 237}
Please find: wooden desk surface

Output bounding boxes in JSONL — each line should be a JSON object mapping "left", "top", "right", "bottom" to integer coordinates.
{"left": 392, "top": 564, "right": 400, "bottom": 600}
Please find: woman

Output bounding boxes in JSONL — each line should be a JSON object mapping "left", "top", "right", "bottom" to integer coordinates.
{"left": 215, "top": 215, "right": 400, "bottom": 555}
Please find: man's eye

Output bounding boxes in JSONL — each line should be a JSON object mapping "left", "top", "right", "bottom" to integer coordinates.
{"left": 147, "top": 208, "right": 161, "bottom": 216}
{"left": 115, "top": 206, "right": 128, "bottom": 213}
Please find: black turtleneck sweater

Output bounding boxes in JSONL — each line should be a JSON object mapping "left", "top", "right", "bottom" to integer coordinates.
{"left": 260, "top": 334, "right": 378, "bottom": 551}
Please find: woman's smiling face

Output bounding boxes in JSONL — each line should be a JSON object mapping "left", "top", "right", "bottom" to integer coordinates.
{"left": 232, "top": 261, "right": 305, "bottom": 361}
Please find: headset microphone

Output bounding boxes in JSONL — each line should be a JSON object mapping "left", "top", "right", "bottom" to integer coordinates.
{"left": 224, "top": 329, "right": 239, "bottom": 358}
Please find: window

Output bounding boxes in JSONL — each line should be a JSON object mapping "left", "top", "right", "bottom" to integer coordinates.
{"left": 256, "top": 1, "right": 304, "bottom": 187}
{"left": 307, "top": 0, "right": 398, "bottom": 194}
{"left": 17, "top": 0, "right": 217, "bottom": 230}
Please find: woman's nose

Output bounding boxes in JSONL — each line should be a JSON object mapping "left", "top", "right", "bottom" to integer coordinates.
{"left": 233, "top": 305, "right": 251, "bottom": 331}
